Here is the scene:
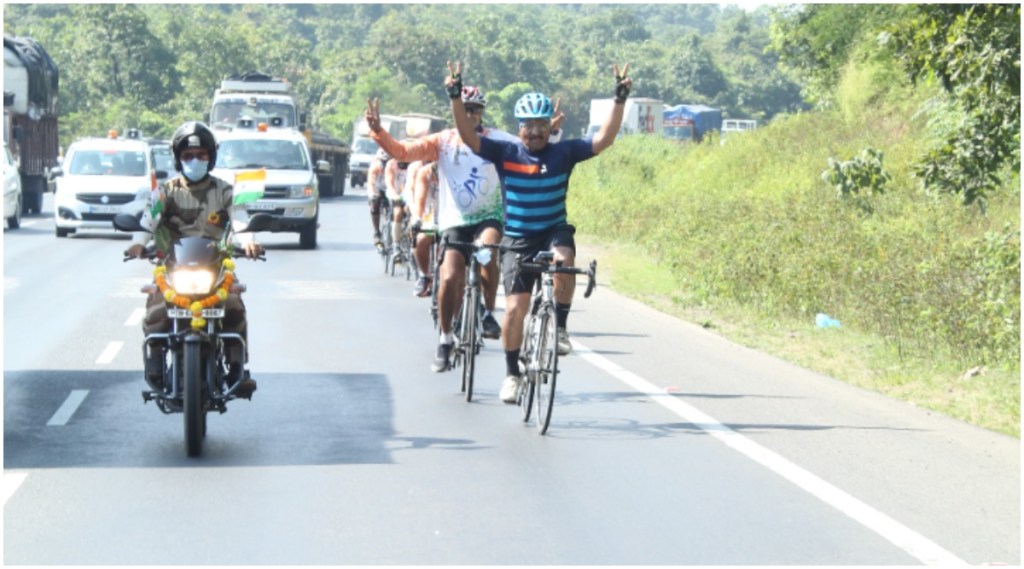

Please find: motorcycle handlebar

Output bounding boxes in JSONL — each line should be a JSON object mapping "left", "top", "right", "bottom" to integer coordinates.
{"left": 123, "top": 250, "right": 267, "bottom": 262}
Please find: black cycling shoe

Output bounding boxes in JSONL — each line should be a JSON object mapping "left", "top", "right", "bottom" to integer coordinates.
{"left": 482, "top": 314, "right": 501, "bottom": 340}
{"left": 431, "top": 343, "right": 453, "bottom": 373}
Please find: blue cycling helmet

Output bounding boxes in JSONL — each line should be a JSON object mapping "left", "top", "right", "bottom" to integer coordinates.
{"left": 514, "top": 92, "right": 553, "bottom": 120}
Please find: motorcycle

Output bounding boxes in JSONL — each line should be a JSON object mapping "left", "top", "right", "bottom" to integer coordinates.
{"left": 113, "top": 212, "right": 270, "bottom": 457}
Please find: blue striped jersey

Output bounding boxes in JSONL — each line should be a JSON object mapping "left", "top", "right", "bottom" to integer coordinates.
{"left": 477, "top": 137, "right": 595, "bottom": 238}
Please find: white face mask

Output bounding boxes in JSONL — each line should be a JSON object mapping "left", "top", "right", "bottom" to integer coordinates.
{"left": 181, "top": 157, "right": 209, "bottom": 182}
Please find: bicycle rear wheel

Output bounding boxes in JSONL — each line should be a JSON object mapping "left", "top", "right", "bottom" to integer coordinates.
{"left": 534, "top": 308, "right": 559, "bottom": 434}
{"left": 461, "top": 285, "right": 479, "bottom": 401}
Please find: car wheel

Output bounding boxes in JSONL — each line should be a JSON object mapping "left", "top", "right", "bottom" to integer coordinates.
{"left": 55, "top": 226, "right": 73, "bottom": 238}
{"left": 7, "top": 194, "right": 21, "bottom": 229}
{"left": 299, "top": 218, "right": 317, "bottom": 250}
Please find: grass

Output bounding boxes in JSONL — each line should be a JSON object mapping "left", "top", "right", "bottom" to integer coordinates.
{"left": 575, "top": 235, "right": 1021, "bottom": 438}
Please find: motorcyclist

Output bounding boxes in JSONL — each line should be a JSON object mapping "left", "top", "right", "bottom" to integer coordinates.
{"left": 124, "top": 121, "right": 263, "bottom": 398}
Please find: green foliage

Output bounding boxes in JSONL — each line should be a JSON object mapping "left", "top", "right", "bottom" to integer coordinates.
{"left": 882, "top": 4, "right": 1021, "bottom": 208}
{"left": 821, "top": 147, "right": 891, "bottom": 214}
{"left": 570, "top": 96, "right": 1019, "bottom": 371}
{"left": 768, "top": 4, "right": 910, "bottom": 106}
{"left": 3, "top": 4, "right": 806, "bottom": 146}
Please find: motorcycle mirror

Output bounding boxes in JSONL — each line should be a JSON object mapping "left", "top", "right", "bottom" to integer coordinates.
{"left": 112, "top": 212, "right": 146, "bottom": 233}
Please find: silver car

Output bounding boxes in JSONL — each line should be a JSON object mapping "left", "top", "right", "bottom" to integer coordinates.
{"left": 52, "top": 134, "right": 167, "bottom": 238}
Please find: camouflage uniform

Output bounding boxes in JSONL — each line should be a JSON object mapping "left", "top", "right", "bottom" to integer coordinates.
{"left": 140, "top": 175, "right": 248, "bottom": 364}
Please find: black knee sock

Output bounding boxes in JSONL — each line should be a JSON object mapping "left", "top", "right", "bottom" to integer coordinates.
{"left": 505, "top": 350, "right": 521, "bottom": 376}
{"left": 556, "top": 303, "right": 571, "bottom": 328}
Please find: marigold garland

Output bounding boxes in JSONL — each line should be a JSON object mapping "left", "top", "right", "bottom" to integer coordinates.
{"left": 153, "top": 259, "right": 236, "bottom": 329}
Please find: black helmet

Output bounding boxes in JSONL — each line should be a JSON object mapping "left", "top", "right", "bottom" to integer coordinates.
{"left": 171, "top": 121, "right": 218, "bottom": 173}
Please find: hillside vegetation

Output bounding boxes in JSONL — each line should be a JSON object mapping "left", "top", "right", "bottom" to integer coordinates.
{"left": 570, "top": 55, "right": 1020, "bottom": 436}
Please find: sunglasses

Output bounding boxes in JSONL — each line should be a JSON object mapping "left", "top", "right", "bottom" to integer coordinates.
{"left": 465, "top": 106, "right": 485, "bottom": 115}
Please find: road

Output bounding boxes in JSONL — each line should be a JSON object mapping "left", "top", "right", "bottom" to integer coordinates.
{"left": 2, "top": 185, "right": 1019, "bottom": 565}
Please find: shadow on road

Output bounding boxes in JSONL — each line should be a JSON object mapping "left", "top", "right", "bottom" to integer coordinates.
{"left": 3, "top": 369, "right": 414, "bottom": 468}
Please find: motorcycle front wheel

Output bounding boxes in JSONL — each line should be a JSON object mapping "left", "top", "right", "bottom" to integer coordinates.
{"left": 184, "top": 337, "right": 204, "bottom": 457}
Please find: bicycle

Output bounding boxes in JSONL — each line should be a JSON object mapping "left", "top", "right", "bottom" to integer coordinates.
{"left": 378, "top": 198, "right": 394, "bottom": 271}
{"left": 514, "top": 251, "right": 597, "bottom": 434}
{"left": 444, "top": 237, "right": 499, "bottom": 402}
{"left": 389, "top": 214, "right": 413, "bottom": 281}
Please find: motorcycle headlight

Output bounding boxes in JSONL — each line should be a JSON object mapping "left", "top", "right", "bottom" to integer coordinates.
{"left": 288, "top": 185, "right": 313, "bottom": 198}
{"left": 169, "top": 269, "right": 216, "bottom": 295}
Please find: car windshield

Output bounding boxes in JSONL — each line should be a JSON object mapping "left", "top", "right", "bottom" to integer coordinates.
{"left": 216, "top": 139, "right": 309, "bottom": 170}
{"left": 68, "top": 149, "right": 148, "bottom": 176}
{"left": 211, "top": 102, "right": 296, "bottom": 128}
{"left": 353, "top": 138, "right": 379, "bottom": 154}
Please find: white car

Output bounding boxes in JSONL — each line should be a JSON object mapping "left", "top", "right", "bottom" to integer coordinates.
{"left": 52, "top": 134, "right": 167, "bottom": 238}
{"left": 3, "top": 141, "right": 23, "bottom": 229}
{"left": 212, "top": 122, "right": 325, "bottom": 249}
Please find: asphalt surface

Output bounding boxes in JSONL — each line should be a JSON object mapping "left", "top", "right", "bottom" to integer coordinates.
{"left": 2, "top": 186, "right": 1019, "bottom": 565}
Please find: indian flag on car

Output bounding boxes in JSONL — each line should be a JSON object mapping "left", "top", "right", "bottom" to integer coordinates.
{"left": 233, "top": 169, "right": 266, "bottom": 205}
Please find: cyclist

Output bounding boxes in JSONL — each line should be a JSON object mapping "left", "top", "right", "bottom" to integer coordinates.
{"left": 384, "top": 154, "right": 413, "bottom": 265}
{"left": 365, "top": 91, "right": 564, "bottom": 373}
{"left": 445, "top": 61, "right": 631, "bottom": 403}
{"left": 410, "top": 160, "right": 440, "bottom": 297}
{"left": 366, "top": 148, "right": 391, "bottom": 250}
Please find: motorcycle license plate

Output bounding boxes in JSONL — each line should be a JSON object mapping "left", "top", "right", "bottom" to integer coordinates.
{"left": 167, "top": 307, "right": 225, "bottom": 319}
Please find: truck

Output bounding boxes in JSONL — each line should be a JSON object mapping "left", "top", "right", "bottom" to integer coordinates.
{"left": 586, "top": 97, "right": 663, "bottom": 137}
{"left": 205, "top": 71, "right": 350, "bottom": 197}
{"left": 663, "top": 104, "right": 723, "bottom": 144}
{"left": 400, "top": 113, "right": 447, "bottom": 138}
{"left": 349, "top": 114, "right": 406, "bottom": 188}
{"left": 721, "top": 118, "right": 757, "bottom": 142}
{"left": 3, "top": 35, "right": 60, "bottom": 215}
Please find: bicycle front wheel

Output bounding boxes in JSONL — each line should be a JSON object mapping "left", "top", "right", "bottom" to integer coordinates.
{"left": 519, "top": 315, "right": 538, "bottom": 423}
{"left": 534, "top": 308, "right": 559, "bottom": 434}
{"left": 461, "top": 284, "right": 479, "bottom": 402}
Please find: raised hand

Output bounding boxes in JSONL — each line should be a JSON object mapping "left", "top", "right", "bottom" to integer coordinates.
{"left": 613, "top": 63, "right": 632, "bottom": 102}
{"left": 364, "top": 98, "right": 382, "bottom": 132}
{"left": 445, "top": 60, "right": 463, "bottom": 99}
{"left": 551, "top": 97, "right": 566, "bottom": 133}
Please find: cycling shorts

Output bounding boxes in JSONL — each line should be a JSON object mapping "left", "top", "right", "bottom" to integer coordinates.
{"left": 500, "top": 224, "right": 576, "bottom": 295}
{"left": 440, "top": 219, "right": 502, "bottom": 265}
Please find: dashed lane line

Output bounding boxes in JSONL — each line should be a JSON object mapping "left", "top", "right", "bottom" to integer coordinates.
{"left": 571, "top": 339, "right": 967, "bottom": 567}
{"left": 95, "top": 341, "right": 123, "bottom": 364}
{"left": 46, "top": 389, "right": 89, "bottom": 427}
{"left": 2, "top": 472, "right": 28, "bottom": 505}
{"left": 124, "top": 307, "right": 145, "bottom": 326}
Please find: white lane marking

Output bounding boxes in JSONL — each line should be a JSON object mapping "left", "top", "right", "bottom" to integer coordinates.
{"left": 95, "top": 341, "right": 124, "bottom": 364}
{"left": 46, "top": 389, "right": 90, "bottom": 426}
{"left": 124, "top": 307, "right": 145, "bottom": 326}
{"left": 2, "top": 472, "right": 28, "bottom": 505}
{"left": 572, "top": 340, "right": 967, "bottom": 567}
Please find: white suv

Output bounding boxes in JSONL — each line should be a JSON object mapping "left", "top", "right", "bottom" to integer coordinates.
{"left": 52, "top": 133, "right": 168, "bottom": 238}
{"left": 212, "top": 123, "right": 324, "bottom": 249}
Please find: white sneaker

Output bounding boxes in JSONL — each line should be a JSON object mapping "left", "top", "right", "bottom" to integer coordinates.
{"left": 557, "top": 327, "right": 572, "bottom": 356}
{"left": 500, "top": 375, "right": 521, "bottom": 404}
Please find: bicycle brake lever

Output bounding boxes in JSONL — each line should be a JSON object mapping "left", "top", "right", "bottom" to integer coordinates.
{"left": 583, "top": 260, "right": 597, "bottom": 299}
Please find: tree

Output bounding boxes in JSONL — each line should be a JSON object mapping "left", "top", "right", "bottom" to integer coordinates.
{"left": 883, "top": 4, "right": 1021, "bottom": 208}
{"left": 768, "top": 4, "right": 908, "bottom": 106}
